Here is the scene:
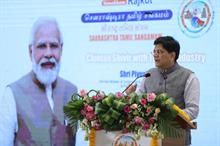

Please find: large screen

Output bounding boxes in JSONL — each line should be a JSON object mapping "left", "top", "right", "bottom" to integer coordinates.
{"left": 0, "top": 0, "right": 219, "bottom": 145}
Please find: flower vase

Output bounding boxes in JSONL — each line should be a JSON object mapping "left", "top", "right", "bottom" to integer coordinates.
{"left": 90, "top": 130, "right": 162, "bottom": 146}
{"left": 150, "top": 136, "right": 159, "bottom": 146}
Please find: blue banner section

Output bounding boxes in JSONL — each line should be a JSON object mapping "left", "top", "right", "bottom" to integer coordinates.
{"left": 81, "top": 10, "right": 172, "bottom": 23}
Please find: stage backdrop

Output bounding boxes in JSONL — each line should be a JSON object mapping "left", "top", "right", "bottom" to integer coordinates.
{"left": 0, "top": 0, "right": 219, "bottom": 146}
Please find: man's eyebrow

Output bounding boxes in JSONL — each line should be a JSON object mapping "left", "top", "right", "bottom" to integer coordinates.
{"left": 35, "top": 41, "right": 59, "bottom": 45}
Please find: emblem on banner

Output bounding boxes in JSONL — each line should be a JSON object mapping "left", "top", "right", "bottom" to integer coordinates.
{"left": 113, "top": 134, "right": 138, "bottom": 146}
{"left": 178, "top": 0, "right": 214, "bottom": 38}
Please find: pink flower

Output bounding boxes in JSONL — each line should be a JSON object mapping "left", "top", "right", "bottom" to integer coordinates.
{"left": 149, "top": 117, "right": 155, "bottom": 124}
{"left": 142, "top": 123, "right": 150, "bottom": 130}
{"left": 134, "top": 116, "right": 143, "bottom": 125}
{"left": 86, "top": 111, "right": 95, "bottom": 121}
{"left": 140, "top": 98, "right": 147, "bottom": 106}
{"left": 146, "top": 107, "right": 151, "bottom": 114}
{"left": 96, "top": 92, "right": 104, "bottom": 100}
{"left": 79, "top": 89, "right": 87, "bottom": 96}
{"left": 147, "top": 93, "right": 156, "bottom": 102}
{"left": 123, "top": 105, "right": 131, "bottom": 113}
{"left": 92, "top": 95, "right": 98, "bottom": 101}
{"left": 92, "top": 91, "right": 105, "bottom": 101}
{"left": 85, "top": 105, "right": 93, "bottom": 112}
{"left": 115, "top": 92, "right": 124, "bottom": 98}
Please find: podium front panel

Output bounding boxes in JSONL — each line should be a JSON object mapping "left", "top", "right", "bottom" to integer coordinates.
{"left": 162, "top": 131, "right": 186, "bottom": 146}
{"left": 95, "top": 130, "right": 162, "bottom": 146}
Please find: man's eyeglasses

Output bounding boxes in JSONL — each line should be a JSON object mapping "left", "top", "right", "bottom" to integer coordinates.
{"left": 151, "top": 49, "right": 166, "bottom": 55}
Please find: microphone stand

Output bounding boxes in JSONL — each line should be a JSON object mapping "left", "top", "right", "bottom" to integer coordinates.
{"left": 122, "top": 76, "right": 142, "bottom": 94}
{"left": 122, "top": 73, "right": 151, "bottom": 94}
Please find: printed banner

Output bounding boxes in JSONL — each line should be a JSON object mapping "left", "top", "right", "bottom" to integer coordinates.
{"left": 95, "top": 130, "right": 161, "bottom": 146}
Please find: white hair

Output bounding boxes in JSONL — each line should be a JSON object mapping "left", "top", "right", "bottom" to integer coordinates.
{"left": 29, "top": 16, "right": 63, "bottom": 45}
{"left": 32, "top": 54, "right": 61, "bottom": 86}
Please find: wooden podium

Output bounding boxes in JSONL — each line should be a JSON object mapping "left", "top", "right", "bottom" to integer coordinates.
{"left": 162, "top": 133, "right": 185, "bottom": 146}
{"left": 162, "top": 113, "right": 197, "bottom": 146}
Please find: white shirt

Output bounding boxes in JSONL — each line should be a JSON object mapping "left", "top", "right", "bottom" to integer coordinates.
{"left": 0, "top": 86, "right": 54, "bottom": 146}
{"left": 0, "top": 87, "right": 17, "bottom": 146}
{"left": 183, "top": 73, "right": 200, "bottom": 120}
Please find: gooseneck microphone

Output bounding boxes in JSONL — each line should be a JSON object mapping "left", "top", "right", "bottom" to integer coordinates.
{"left": 122, "top": 73, "right": 151, "bottom": 94}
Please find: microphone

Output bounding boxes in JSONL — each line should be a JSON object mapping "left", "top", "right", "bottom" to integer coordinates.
{"left": 122, "top": 73, "right": 151, "bottom": 94}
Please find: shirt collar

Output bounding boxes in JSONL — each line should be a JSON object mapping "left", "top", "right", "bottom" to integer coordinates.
{"left": 158, "top": 62, "right": 180, "bottom": 75}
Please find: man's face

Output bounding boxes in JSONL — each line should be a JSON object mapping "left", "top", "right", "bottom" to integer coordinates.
{"left": 30, "top": 23, "right": 62, "bottom": 67}
{"left": 29, "top": 23, "right": 63, "bottom": 85}
{"left": 152, "top": 44, "right": 175, "bottom": 69}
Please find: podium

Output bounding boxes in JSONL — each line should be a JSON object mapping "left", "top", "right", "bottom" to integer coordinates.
{"left": 162, "top": 113, "right": 197, "bottom": 146}
{"left": 162, "top": 132, "right": 185, "bottom": 146}
{"left": 93, "top": 113, "right": 197, "bottom": 146}
{"left": 63, "top": 90, "right": 197, "bottom": 146}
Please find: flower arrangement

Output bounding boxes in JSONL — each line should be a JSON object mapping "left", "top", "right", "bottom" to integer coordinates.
{"left": 64, "top": 89, "right": 187, "bottom": 142}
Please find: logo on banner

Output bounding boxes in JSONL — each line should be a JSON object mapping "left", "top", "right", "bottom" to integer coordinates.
{"left": 113, "top": 134, "right": 138, "bottom": 146}
{"left": 102, "top": 0, "right": 127, "bottom": 5}
{"left": 102, "top": 0, "right": 152, "bottom": 6}
{"left": 178, "top": 0, "right": 214, "bottom": 38}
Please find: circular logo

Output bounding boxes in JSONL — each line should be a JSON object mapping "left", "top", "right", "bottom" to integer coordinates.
{"left": 178, "top": 0, "right": 214, "bottom": 38}
{"left": 113, "top": 134, "right": 138, "bottom": 146}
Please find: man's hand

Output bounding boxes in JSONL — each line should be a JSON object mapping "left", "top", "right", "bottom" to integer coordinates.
{"left": 125, "top": 84, "right": 137, "bottom": 95}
